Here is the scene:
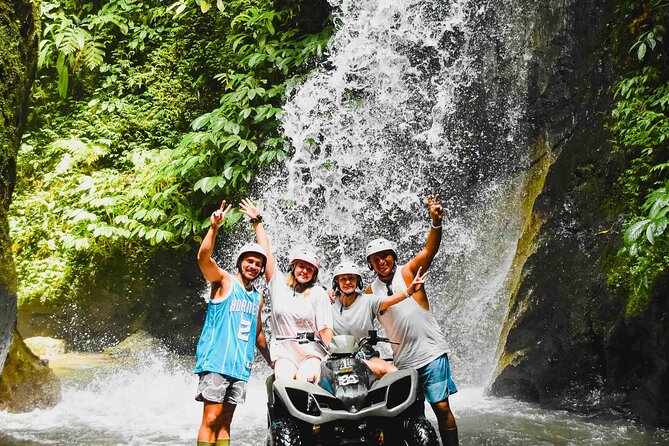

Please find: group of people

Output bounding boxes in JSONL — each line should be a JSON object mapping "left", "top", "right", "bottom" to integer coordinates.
{"left": 193, "top": 196, "right": 458, "bottom": 446}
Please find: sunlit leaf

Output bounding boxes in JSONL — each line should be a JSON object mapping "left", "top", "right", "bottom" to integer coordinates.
{"left": 625, "top": 219, "right": 650, "bottom": 244}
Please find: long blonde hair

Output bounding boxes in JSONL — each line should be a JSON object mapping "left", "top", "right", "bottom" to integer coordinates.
{"left": 286, "top": 268, "right": 319, "bottom": 299}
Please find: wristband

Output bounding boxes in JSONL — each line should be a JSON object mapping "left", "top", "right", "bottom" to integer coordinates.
{"left": 401, "top": 289, "right": 412, "bottom": 298}
{"left": 430, "top": 221, "right": 442, "bottom": 229}
{"left": 250, "top": 215, "right": 263, "bottom": 224}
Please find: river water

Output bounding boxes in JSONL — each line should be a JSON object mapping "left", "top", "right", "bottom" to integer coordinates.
{"left": 0, "top": 349, "right": 667, "bottom": 445}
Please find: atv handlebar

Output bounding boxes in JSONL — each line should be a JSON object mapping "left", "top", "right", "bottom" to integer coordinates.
{"left": 275, "top": 332, "right": 316, "bottom": 343}
{"left": 275, "top": 330, "right": 398, "bottom": 357}
{"left": 359, "top": 330, "right": 399, "bottom": 349}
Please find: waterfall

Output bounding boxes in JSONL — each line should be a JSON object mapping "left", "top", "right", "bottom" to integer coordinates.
{"left": 255, "top": 0, "right": 532, "bottom": 386}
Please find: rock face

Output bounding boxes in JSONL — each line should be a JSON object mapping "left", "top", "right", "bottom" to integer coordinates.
{"left": 17, "top": 247, "right": 209, "bottom": 353}
{"left": 0, "top": 0, "right": 62, "bottom": 413}
{"left": 0, "top": 0, "right": 39, "bottom": 373}
{"left": 0, "top": 330, "right": 61, "bottom": 412}
{"left": 490, "top": 0, "right": 669, "bottom": 427}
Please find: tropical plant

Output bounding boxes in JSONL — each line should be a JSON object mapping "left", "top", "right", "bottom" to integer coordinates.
{"left": 10, "top": 0, "right": 331, "bottom": 305}
{"left": 609, "top": 0, "right": 669, "bottom": 314}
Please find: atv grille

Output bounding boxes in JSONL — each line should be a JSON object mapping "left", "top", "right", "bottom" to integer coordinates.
{"left": 286, "top": 388, "right": 321, "bottom": 416}
{"left": 386, "top": 376, "right": 411, "bottom": 410}
{"left": 314, "top": 394, "right": 346, "bottom": 410}
{"left": 362, "top": 387, "right": 387, "bottom": 408}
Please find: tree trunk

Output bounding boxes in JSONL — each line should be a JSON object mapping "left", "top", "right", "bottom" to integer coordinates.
{"left": 0, "top": 0, "right": 60, "bottom": 412}
{"left": 1, "top": 0, "right": 39, "bottom": 371}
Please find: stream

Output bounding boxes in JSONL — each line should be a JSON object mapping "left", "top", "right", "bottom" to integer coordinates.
{"left": 1, "top": 350, "right": 667, "bottom": 445}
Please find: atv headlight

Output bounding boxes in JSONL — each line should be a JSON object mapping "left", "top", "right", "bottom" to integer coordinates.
{"left": 286, "top": 388, "right": 321, "bottom": 416}
{"left": 386, "top": 376, "right": 411, "bottom": 410}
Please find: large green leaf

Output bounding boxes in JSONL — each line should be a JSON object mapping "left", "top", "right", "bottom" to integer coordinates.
{"left": 625, "top": 219, "right": 651, "bottom": 244}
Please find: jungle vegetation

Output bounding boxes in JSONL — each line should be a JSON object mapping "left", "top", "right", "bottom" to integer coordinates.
{"left": 610, "top": 0, "right": 669, "bottom": 315}
{"left": 9, "top": 0, "right": 330, "bottom": 306}
{"left": 9, "top": 0, "right": 667, "bottom": 320}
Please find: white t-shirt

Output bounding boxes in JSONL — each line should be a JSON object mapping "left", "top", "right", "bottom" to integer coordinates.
{"left": 371, "top": 265, "right": 449, "bottom": 369}
{"left": 268, "top": 265, "right": 333, "bottom": 360}
{"left": 332, "top": 293, "right": 384, "bottom": 341}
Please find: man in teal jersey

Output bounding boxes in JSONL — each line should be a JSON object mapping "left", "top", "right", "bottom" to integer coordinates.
{"left": 195, "top": 199, "right": 272, "bottom": 446}
{"left": 365, "top": 195, "right": 459, "bottom": 446}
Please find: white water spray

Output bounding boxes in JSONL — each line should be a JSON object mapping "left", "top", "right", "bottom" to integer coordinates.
{"left": 257, "top": 0, "right": 527, "bottom": 385}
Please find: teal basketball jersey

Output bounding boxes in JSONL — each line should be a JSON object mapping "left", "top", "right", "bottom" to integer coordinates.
{"left": 194, "top": 277, "right": 261, "bottom": 381}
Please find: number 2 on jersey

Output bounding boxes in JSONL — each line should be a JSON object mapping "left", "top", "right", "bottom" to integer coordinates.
{"left": 237, "top": 318, "right": 252, "bottom": 341}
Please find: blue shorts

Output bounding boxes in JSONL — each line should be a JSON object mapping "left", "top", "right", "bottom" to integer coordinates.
{"left": 417, "top": 353, "right": 458, "bottom": 403}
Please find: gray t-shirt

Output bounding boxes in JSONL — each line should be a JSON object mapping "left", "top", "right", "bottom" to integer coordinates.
{"left": 371, "top": 265, "right": 449, "bottom": 369}
{"left": 332, "top": 293, "right": 384, "bottom": 341}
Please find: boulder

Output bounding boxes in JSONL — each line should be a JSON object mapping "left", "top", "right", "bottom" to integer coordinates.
{"left": 0, "top": 330, "right": 61, "bottom": 413}
{"left": 24, "top": 337, "right": 66, "bottom": 357}
{"left": 103, "top": 330, "right": 164, "bottom": 359}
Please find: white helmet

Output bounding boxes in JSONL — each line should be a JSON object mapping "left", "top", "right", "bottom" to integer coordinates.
{"left": 289, "top": 249, "right": 320, "bottom": 270}
{"left": 332, "top": 261, "right": 363, "bottom": 291}
{"left": 235, "top": 243, "right": 267, "bottom": 276}
{"left": 365, "top": 238, "right": 397, "bottom": 269}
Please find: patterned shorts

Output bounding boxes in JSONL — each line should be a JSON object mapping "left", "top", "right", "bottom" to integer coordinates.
{"left": 195, "top": 372, "right": 247, "bottom": 404}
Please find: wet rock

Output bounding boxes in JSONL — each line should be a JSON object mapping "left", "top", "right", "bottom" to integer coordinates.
{"left": 103, "top": 330, "right": 164, "bottom": 359}
{"left": 490, "top": 0, "right": 669, "bottom": 428}
{"left": 0, "top": 330, "right": 61, "bottom": 413}
{"left": 24, "top": 337, "right": 67, "bottom": 357}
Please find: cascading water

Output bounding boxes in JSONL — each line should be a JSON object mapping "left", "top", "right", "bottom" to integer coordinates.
{"left": 255, "top": 0, "right": 529, "bottom": 386}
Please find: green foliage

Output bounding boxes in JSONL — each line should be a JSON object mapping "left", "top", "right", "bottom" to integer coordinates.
{"left": 10, "top": 0, "right": 331, "bottom": 305}
{"left": 39, "top": 0, "right": 128, "bottom": 98}
{"left": 609, "top": 0, "right": 669, "bottom": 315}
{"left": 106, "top": 1, "right": 331, "bottom": 246}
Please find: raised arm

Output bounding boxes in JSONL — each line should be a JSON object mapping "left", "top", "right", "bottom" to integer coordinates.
{"left": 240, "top": 198, "right": 276, "bottom": 282}
{"left": 197, "top": 200, "right": 232, "bottom": 283}
{"left": 406, "top": 194, "right": 445, "bottom": 276}
{"left": 378, "top": 267, "right": 430, "bottom": 312}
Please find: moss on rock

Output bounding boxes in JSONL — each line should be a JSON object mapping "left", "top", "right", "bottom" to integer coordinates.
{"left": 0, "top": 0, "right": 56, "bottom": 415}
{"left": 0, "top": 330, "right": 61, "bottom": 412}
{"left": 493, "top": 137, "right": 555, "bottom": 381}
{"left": 0, "top": 0, "right": 39, "bottom": 367}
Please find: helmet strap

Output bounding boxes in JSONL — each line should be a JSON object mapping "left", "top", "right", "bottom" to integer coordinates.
{"left": 379, "top": 265, "right": 397, "bottom": 283}
{"left": 338, "top": 291, "right": 358, "bottom": 312}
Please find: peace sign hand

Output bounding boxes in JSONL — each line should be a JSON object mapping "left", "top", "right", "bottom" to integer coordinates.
{"left": 211, "top": 200, "right": 232, "bottom": 230}
{"left": 407, "top": 267, "right": 431, "bottom": 295}
{"left": 427, "top": 194, "right": 445, "bottom": 225}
